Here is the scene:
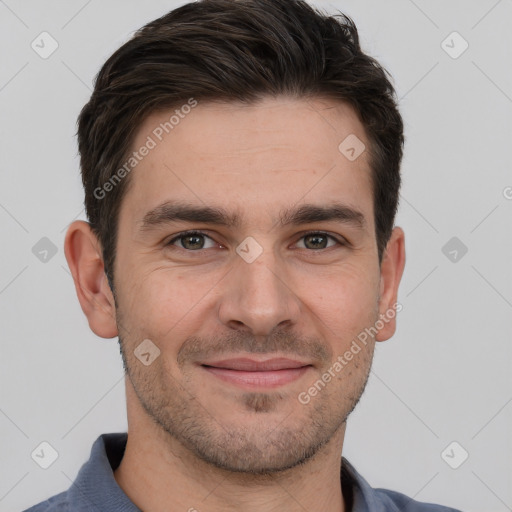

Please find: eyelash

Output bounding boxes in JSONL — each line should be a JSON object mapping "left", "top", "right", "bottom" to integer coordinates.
{"left": 166, "top": 230, "right": 346, "bottom": 251}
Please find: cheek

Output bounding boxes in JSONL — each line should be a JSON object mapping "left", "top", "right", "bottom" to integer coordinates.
{"left": 300, "top": 263, "right": 379, "bottom": 346}
{"left": 117, "top": 266, "right": 222, "bottom": 342}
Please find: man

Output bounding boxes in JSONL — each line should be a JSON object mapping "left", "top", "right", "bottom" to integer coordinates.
{"left": 24, "top": 0, "right": 462, "bottom": 510}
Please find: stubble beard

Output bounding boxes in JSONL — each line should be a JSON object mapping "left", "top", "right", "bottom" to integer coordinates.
{"left": 118, "top": 332, "right": 374, "bottom": 475}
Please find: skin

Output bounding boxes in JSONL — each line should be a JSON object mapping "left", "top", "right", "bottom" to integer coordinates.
{"left": 64, "top": 96, "right": 405, "bottom": 512}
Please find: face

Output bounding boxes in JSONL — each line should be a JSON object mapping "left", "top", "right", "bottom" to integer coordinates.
{"left": 111, "top": 96, "right": 389, "bottom": 474}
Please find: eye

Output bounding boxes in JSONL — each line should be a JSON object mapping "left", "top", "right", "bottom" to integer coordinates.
{"left": 295, "top": 232, "right": 342, "bottom": 250}
{"left": 167, "top": 230, "right": 217, "bottom": 250}
{"left": 166, "top": 230, "right": 344, "bottom": 252}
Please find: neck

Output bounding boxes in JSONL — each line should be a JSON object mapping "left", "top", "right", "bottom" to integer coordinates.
{"left": 114, "top": 377, "right": 346, "bottom": 512}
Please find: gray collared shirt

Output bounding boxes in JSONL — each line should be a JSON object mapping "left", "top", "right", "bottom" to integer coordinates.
{"left": 23, "top": 433, "right": 462, "bottom": 512}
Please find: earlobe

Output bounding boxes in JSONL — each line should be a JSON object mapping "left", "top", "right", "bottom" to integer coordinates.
{"left": 375, "top": 226, "right": 406, "bottom": 342}
{"left": 64, "top": 220, "right": 118, "bottom": 339}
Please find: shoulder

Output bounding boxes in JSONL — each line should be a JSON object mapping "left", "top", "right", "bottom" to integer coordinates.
{"left": 341, "top": 457, "right": 463, "bottom": 512}
{"left": 374, "top": 487, "right": 463, "bottom": 511}
{"left": 22, "top": 432, "right": 131, "bottom": 512}
{"left": 22, "top": 490, "right": 69, "bottom": 512}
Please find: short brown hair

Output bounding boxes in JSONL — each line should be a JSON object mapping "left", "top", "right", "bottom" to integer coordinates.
{"left": 77, "top": 0, "right": 404, "bottom": 289}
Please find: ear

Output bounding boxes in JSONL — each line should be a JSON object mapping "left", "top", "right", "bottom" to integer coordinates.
{"left": 64, "top": 220, "right": 118, "bottom": 338}
{"left": 375, "top": 226, "right": 406, "bottom": 342}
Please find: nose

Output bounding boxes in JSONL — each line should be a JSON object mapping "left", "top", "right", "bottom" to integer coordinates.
{"left": 217, "top": 248, "right": 301, "bottom": 337}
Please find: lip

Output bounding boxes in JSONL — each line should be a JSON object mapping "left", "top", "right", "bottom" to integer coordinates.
{"left": 201, "top": 357, "right": 310, "bottom": 371}
{"left": 200, "top": 357, "right": 312, "bottom": 389}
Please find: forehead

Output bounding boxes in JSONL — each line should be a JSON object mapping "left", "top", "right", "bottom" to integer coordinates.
{"left": 120, "top": 96, "right": 374, "bottom": 229}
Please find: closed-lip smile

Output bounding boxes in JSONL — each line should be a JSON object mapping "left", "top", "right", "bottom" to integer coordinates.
{"left": 200, "top": 357, "right": 313, "bottom": 388}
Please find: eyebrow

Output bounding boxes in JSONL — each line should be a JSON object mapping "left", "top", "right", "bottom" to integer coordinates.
{"left": 139, "top": 200, "right": 366, "bottom": 232}
{"left": 279, "top": 203, "right": 365, "bottom": 229}
{"left": 140, "top": 201, "right": 242, "bottom": 231}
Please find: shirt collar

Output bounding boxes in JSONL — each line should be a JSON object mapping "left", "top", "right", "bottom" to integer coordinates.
{"left": 69, "top": 432, "right": 381, "bottom": 512}
{"left": 68, "top": 433, "right": 140, "bottom": 512}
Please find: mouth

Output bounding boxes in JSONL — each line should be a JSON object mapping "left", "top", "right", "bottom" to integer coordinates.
{"left": 200, "top": 357, "right": 313, "bottom": 389}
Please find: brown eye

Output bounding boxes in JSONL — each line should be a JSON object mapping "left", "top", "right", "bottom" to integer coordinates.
{"left": 168, "top": 231, "right": 216, "bottom": 250}
{"left": 296, "top": 232, "right": 341, "bottom": 250}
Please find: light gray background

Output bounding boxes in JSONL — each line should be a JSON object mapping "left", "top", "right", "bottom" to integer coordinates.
{"left": 1, "top": 1, "right": 511, "bottom": 511}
